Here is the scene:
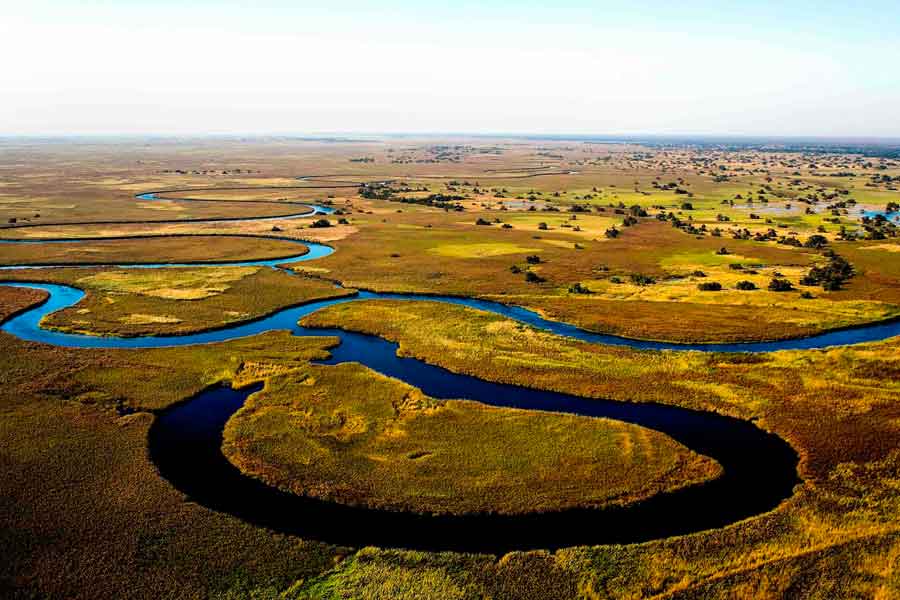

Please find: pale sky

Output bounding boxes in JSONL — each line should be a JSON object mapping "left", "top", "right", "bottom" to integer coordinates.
{"left": 2, "top": 0, "right": 899, "bottom": 137}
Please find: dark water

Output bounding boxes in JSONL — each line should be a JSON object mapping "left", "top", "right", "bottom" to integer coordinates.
{"left": 149, "top": 333, "right": 799, "bottom": 553}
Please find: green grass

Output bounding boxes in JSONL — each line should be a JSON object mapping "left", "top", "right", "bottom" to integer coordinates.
{"left": 223, "top": 362, "right": 719, "bottom": 516}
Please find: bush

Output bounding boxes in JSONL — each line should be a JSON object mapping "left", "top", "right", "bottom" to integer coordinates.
{"left": 310, "top": 219, "right": 332, "bottom": 228}
{"left": 525, "top": 255, "right": 541, "bottom": 264}
{"left": 604, "top": 227, "right": 620, "bottom": 238}
{"left": 804, "top": 234, "right": 829, "bottom": 248}
{"left": 537, "top": 222, "right": 548, "bottom": 230}
{"left": 475, "top": 218, "right": 491, "bottom": 226}
{"left": 697, "top": 281, "right": 722, "bottom": 291}
{"left": 801, "top": 253, "right": 854, "bottom": 290}
{"left": 525, "top": 271, "right": 545, "bottom": 283}
{"left": 629, "top": 273, "right": 656, "bottom": 286}
{"left": 768, "top": 278, "right": 794, "bottom": 292}
{"left": 568, "top": 282, "right": 592, "bottom": 294}
{"left": 716, "top": 247, "right": 730, "bottom": 255}
{"left": 692, "top": 270, "right": 707, "bottom": 277}
{"left": 735, "top": 280, "right": 757, "bottom": 290}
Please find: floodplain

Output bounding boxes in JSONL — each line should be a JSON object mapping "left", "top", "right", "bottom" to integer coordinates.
{"left": 2, "top": 136, "right": 900, "bottom": 599}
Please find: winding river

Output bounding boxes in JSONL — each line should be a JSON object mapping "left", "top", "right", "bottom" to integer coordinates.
{"left": 0, "top": 189, "right": 896, "bottom": 552}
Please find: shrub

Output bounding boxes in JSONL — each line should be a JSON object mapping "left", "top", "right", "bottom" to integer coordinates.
{"left": 525, "top": 271, "right": 545, "bottom": 283}
{"left": 475, "top": 218, "right": 491, "bottom": 225}
{"left": 735, "top": 280, "right": 757, "bottom": 290}
{"left": 716, "top": 247, "right": 730, "bottom": 255}
{"left": 768, "top": 278, "right": 794, "bottom": 292}
{"left": 310, "top": 219, "right": 332, "bottom": 228}
{"left": 537, "top": 222, "right": 548, "bottom": 230}
{"left": 801, "top": 253, "right": 854, "bottom": 290}
{"left": 525, "top": 255, "right": 541, "bottom": 264}
{"left": 697, "top": 281, "right": 722, "bottom": 291}
{"left": 629, "top": 205, "right": 647, "bottom": 217}
{"left": 804, "top": 234, "right": 829, "bottom": 248}
{"left": 604, "top": 227, "right": 620, "bottom": 238}
{"left": 629, "top": 273, "right": 656, "bottom": 286}
{"left": 568, "top": 282, "right": 592, "bottom": 294}
{"left": 692, "top": 270, "right": 707, "bottom": 277}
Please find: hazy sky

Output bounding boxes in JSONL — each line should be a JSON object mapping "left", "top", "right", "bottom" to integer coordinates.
{"left": 3, "top": 0, "right": 899, "bottom": 136}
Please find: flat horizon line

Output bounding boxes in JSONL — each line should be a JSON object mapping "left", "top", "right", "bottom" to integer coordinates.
{"left": 2, "top": 132, "right": 900, "bottom": 147}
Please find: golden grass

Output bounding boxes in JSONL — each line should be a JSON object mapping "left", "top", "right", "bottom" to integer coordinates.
{"left": 223, "top": 363, "right": 719, "bottom": 516}
{"left": 0, "top": 266, "right": 354, "bottom": 336}
{"left": 428, "top": 242, "right": 540, "bottom": 258}
{"left": 78, "top": 266, "right": 258, "bottom": 299}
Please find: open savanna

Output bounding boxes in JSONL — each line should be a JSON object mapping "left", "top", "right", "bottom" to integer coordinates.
{"left": 0, "top": 234, "right": 311, "bottom": 266}
{"left": 223, "top": 362, "right": 719, "bottom": 516}
{"left": 0, "top": 265, "right": 352, "bottom": 336}
{"left": 296, "top": 201, "right": 899, "bottom": 341}
{"left": 6, "top": 136, "right": 896, "bottom": 342}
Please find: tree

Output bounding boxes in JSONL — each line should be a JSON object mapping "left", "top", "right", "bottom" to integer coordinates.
{"left": 568, "top": 282, "right": 592, "bottom": 294}
{"left": 310, "top": 219, "right": 332, "bottom": 228}
{"left": 735, "top": 280, "right": 757, "bottom": 290}
{"left": 804, "top": 234, "right": 828, "bottom": 249}
{"left": 697, "top": 281, "right": 722, "bottom": 291}
{"left": 630, "top": 273, "right": 656, "bottom": 286}
{"left": 768, "top": 278, "right": 794, "bottom": 292}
